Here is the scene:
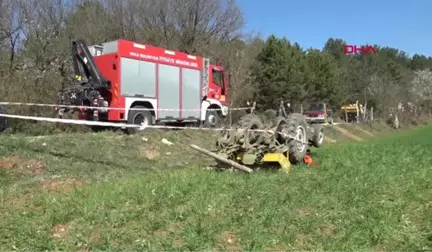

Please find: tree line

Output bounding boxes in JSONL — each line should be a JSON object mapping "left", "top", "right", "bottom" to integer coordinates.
{"left": 251, "top": 37, "right": 432, "bottom": 115}
{"left": 0, "top": 0, "right": 431, "bottom": 132}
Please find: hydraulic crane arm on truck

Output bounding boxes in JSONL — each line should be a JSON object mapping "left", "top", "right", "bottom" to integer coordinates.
{"left": 57, "top": 39, "right": 110, "bottom": 115}
{"left": 71, "top": 39, "right": 110, "bottom": 90}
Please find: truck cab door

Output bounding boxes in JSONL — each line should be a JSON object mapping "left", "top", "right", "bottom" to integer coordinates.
{"left": 209, "top": 67, "right": 227, "bottom": 104}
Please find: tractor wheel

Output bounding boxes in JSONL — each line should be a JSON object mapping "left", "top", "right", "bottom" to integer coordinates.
{"left": 238, "top": 113, "right": 265, "bottom": 145}
{"left": 238, "top": 113, "right": 264, "bottom": 129}
{"left": 310, "top": 124, "right": 324, "bottom": 148}
{"left": 278, "top": 114, "right": 309, "bottom": 164}
{"left": 262, "top": 109, "right": 278, "bottom": 126}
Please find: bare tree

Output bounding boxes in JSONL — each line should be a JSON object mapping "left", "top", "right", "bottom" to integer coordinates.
{"left": 410, "top": 69, "right": 432, "bottom": 109}
{"left": 171, "top": 0, "right": 244, "bottom": 53}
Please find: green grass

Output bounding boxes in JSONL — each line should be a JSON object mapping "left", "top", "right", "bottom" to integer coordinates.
{"left": 0, "top": 126, "right": 431, "bottom": 251}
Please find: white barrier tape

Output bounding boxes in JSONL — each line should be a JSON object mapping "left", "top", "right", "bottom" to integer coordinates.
{"left": 0, "top": 101, "right": 251, "bottom": 112}
{"left": 0, "top": 113, "right": 309, "bottom": 144}
{"left": 0, "top": 113, "right": 265, "bottom": 131}
{"left": 0, "top": 113, "right": 139, "bottom": 128}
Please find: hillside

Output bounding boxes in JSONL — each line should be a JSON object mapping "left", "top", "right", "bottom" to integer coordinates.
{"left": 0, "top": 123, "right": 431, "bottom": 251}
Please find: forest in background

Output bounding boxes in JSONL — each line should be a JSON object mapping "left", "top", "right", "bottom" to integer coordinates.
{"left": 1, "top": 0, "right": 431, "bottom": 132}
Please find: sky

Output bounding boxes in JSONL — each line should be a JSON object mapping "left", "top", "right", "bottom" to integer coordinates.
{"left": 236, "top": 0, "right": 432, "bottom": 56}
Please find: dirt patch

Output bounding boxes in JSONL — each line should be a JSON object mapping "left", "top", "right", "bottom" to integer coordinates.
{"left": 355, "top": 126, "right": 375, "bottom": 137}
{"left": 0, "top": 155, "right": 44, "bottom": 175}
{"left": 373, "top": 244, "right": 387, "bottom": 252}
{"left": 4, "top": 193, "right": 42, "bottom": 214}
{"left": 294, "top": 234, "right": 312, "bottom": 248}
{"left": 318, "top": 224, "right": 337, "bottom": 236}
{"left": 6, "top": 198, "right": 26, "bottom": 206}
{"left": 153, "top": 228, "right": 170, "bottom": 238}
{"left": 332, "top": 126, "right": 363, "bottom": 141}
{"left": 139, "top": 147, "right": 160, "bottom": 160}
{"left": 167, "top": 222, "right": 185, "bottom": 233}
{"left": 111, "top": 242, "right": 120, "bottom": 247}
{"left": 297, "top": 208, "right": 313, "bottom": 217}
{"left": 6, "top": 192, "right": 35, "bottom": 206}
{"left": 88, "top": 229, "right": 102, "bottom": 245}
{"left": 52, "top": 224, "right": 69, "bottom": 238}
{"left": 264, "top": 244, "right": 288, "bottom": 252}
{"left": 216, "top": 231, "right": 242, "bottom": 251}
{"left": 270, "top": 226, "right": 285, "bottom": 235}
{"left": 173, "top": 239, "right": 186, "bottom": 247}
{"left": 208, "top": 210, "right": 217, "bottom": 218}
{"left": 40, "top": 178, "right": 84, "bottom": 192}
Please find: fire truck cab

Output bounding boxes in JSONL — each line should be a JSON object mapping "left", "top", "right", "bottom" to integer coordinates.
{"left": 61, "top": 39, "right": 229, "bottom": 133}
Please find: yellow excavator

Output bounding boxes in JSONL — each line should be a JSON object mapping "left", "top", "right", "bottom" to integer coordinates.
{"left": 340, "top": 101, "right": 365, "bottom": 123}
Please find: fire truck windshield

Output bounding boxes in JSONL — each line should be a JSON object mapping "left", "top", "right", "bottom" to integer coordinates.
{"left": 212, "top": 69, "right": 224, "bottom": 88}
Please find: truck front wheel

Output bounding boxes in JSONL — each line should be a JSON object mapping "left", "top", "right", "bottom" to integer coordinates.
{"left": 126, "top": 105, "right": 153, "bottom": 134}
{"left": 204, "top": 110, "right": 221, "bottom": 128}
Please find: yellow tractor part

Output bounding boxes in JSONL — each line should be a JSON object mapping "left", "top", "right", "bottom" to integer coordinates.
{"left": 262, "top": 153, "right": 291, "bottom": 173}
{"left": 234, "top": 152, "right": 291, "bottom": 173}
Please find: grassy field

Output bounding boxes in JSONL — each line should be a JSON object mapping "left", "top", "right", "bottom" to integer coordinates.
{"left": 0, "top": 123, "right": 431, "bottom": 251}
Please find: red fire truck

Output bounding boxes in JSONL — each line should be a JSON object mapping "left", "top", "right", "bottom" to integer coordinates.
{"left": 57, "top": 39, "right": 229, "bottom": 133}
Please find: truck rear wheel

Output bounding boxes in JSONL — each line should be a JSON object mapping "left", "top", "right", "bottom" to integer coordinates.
{"left": 127, "top": 105, "right": 153, "bottom": 134}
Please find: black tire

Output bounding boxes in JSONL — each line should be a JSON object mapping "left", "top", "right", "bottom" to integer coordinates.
{"left": 126, "top": 105, "right": 153, "bottom": 134}
{"left": 278, "top": 114, "right": 309, "bottom": 164}
{"left": 0, "top": 105, "right": 7, "bottom": 132}
{"left": 262, "top": 109, "right": 278, "bottom": 125}
{"left": 238, "top": 113, "right": 264, "bottom": 129}
{"left": 310, "top": 124, "right": 324, "bottom": 148}
{"left": 287, "top": 112, "right": 306, "bottom": 121}
{"left": 204, "top": 110, "right": 221, "bottom": 128}
{"left": 237, "top": 113, "right": 264, "bottom": 146}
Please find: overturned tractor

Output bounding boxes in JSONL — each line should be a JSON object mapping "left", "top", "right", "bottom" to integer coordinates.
{"left": 216, "top": 112, "right": 309, "bottom": 167}
{"left": 191, "top": 102, "right": 325, "bottom": 173}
